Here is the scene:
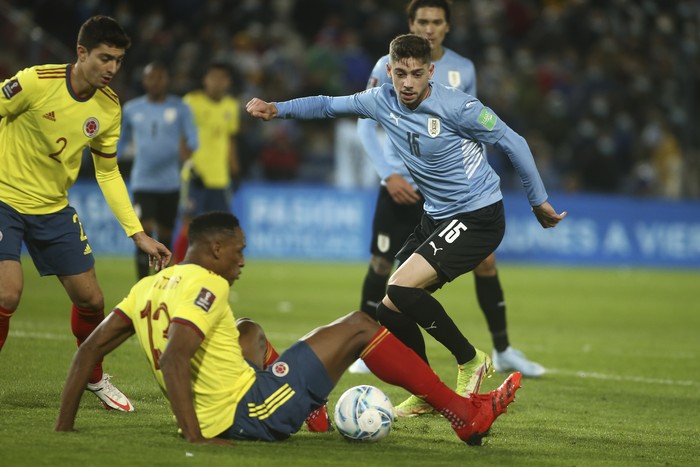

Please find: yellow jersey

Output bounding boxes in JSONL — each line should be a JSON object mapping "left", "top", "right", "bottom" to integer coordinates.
{"left": 114, "top": 263, "right": 256, "bottom": 438}
{"left": 183, "top": 91, "right": 239, "bottom": 189}
{"left": 0, "top": 64, "right": 118, "bottom": 214}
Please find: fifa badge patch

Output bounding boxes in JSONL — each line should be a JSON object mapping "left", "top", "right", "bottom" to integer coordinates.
{"left": 272, "top": 361, "right": 289, "bottom": 377}
{"left": 477, "top": 108, "right": 497, "bottom": 130}
{"left": 427, "top": 117, "right": 441, "bottom": 137}
{"left": 83, "top": 117, "right": 100, "bottom": 138}
{"left": 194, "top": 288, "right": 216, "bottom": 312}
{"left": 2, "top": 79, "right": 23, "bottom": 99}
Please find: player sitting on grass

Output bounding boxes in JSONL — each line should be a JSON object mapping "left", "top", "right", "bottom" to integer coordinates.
{"left": 55, "top": 211, "right": 521, "bottom": 445}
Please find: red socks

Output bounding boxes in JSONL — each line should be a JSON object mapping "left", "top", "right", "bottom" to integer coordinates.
{"left": 360, "top": 327, "right": 457, "bottom": 411}
{"left": 0, "top": 305, "right": 14, "bottom": 352}
{"left": 263, "top": 340, "right": 280, "bottom": 369}
{"left": 71, "top": 304, "right": 105, "bottom": 383}
{"left": 172, "top": 229, "right": 189, "bottom": 264}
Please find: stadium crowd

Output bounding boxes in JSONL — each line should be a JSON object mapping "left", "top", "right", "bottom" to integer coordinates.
{"left": 2, "top": 0, "right": 698, "bottom": 199}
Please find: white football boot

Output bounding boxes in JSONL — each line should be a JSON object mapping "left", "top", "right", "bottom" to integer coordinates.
{"left": 493, "top": 347, "right": 545, "bottom": 377}
{"left": 86, "top": 374, "right": 135, "bottom": 412}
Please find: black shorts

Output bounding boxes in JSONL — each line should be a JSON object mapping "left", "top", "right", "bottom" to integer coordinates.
{"left": 370, "top": 186, "right": 424, "bottom": 259}
{"left": 132, "top": 191, "right": 180, "bottom": 229}
{"left": 396, "top": 201, "right": 505, "bottom": 288}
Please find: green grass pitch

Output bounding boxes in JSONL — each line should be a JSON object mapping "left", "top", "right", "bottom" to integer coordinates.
{"left": 1, "top": 257, "right": 698, "bottom": 466}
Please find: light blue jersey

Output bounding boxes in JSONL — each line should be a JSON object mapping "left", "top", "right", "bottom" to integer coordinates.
{"left": 358, "top": 48, "right": 476, "bottom": 186}
{"left": 119, "top": 95, "right": 198, "bottom": 192}
{"left": 275, "top": 83, "right": 548, "bottom": 220}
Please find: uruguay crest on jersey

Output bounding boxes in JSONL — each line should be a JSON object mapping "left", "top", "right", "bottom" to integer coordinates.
{"left": 448, "top": 70, "right": 461, "bottom": 88}
{"left": 427, "top": 117, "right": 441, "bottom": 137}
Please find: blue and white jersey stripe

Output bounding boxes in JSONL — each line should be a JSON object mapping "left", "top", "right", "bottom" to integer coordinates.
{"left": 275, "top": 82, "right": 548, "bottom": 219}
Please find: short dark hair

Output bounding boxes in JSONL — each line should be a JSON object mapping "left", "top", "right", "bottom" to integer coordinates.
{"left": 77, "top": 15, "right": 131, "bottom": 52}
{"left": 206, "top": 61, "right": 234, "bottom": 77}
{"left": 389, "top": 34, "right": 432, "bottom": 65}
{"left": 406, "top": 0, "right": 452, "bottom": 24}
{"left": 189, "top": 212, "right": 241, "bottom": 245}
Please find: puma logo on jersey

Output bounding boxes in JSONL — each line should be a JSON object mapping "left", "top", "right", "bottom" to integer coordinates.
{"left": 429, "top": 241, "right": 443, "bottom": 255}
{"left": 43, "top": 111, "right": 56, "bottom": 121}
{"left": 389, "top": 112, "right": 401, "bottom": 126}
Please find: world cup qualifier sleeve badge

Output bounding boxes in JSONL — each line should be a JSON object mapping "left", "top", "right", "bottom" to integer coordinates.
{"left": 2, "top": 79, "right": 22, "bottom": 99}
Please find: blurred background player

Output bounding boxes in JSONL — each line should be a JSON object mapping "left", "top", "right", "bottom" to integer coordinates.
{"left": 352, "top": 0, "right": 545, "bottom": 380}
{"left": 172, "top": 62, "right": 240, "bottom": 263}
{"left": 0, "top": 15, "right": 170, "bottom": 411}
{"left": 118, "top": 62, "right": 198, "bottom": 279}
{"left": 56, "top": 211, "right": 521, "bottom": 446}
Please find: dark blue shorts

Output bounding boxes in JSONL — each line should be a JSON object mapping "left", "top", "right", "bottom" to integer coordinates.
{"left": 219, "top": 341, "right": 333, "bottom": 441}
{"left": 183, "top": 177, "right": 231, "bottom": 217}
{"left": 0, "top": 201, "right": 94, "bottom": 276}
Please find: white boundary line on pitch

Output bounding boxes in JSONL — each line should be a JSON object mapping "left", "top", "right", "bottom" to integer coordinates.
{"left": 546, "top": 368, "right": 700, "bottom": 387}
{"left": 8, "top": 330, "right": 138, "bottom": 345}
{"left": 10, "top": 330, "right": 699, "bottom": 388}
{"left": 9, "top": 330, "right": 73, "bottom": 341}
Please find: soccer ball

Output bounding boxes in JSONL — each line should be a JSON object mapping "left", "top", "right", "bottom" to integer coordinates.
{"left": 333, "top": 385, "right": 394, "bottom": 442}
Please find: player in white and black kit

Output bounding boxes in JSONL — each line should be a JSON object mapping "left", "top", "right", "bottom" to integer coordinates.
{"left": 354, "top": 0, "right": 546, "bottom": 387}
{"left": 246, "top": 34, "right": 566, "bottom": 417}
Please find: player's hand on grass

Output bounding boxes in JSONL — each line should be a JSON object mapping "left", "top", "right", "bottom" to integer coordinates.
{"left": 195, "top": 437, "right": 236, "bottom": 446}
{"left": 532, "top": 201, "right": 567, "bottom": 228}
{"left": 246, "top": 98, "right": 278, "bottom": 121}
{"left": 131, "top": 231, "right": 172, "bottom": 271}
{"left": 385, "top": 174, "right": 421, "bottom": 205}
{"left": 54, "top": 422, "right": 77, "bottom": 432}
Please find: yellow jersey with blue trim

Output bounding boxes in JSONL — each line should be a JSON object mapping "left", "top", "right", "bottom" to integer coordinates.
{"left": 0, "top": 64, "right": 122, "bottom": 214}
{"left": 113, "top": 263, "right": 256, "bottom": 439}
{"left": 183, "top": 90, "right": 239, "bottom": 189}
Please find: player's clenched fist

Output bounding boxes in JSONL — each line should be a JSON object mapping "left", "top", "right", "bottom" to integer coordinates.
{"left": 246, "top": 98, "right": 278, "bottom": 121}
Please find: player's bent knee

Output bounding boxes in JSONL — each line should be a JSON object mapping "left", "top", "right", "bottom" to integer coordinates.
{"left": 369, "top": 256, "right": 393, "bottom": 276}
{"left": 474, "top": 253, "right": 498, "bottom": 276}
{"left": 343, "top": 310, "right": 381, "bottom": 333}
{"left": 386, "top": 284, "right": 424, "bottom": 309}
{"left": 236, "top": 317, "right": 264, "bottom": 338}
{"left": 0, "top": 291, "right": 21, "bottom": 311}
{"left": 236, "top": 318, "right": 267, "bottom": 368}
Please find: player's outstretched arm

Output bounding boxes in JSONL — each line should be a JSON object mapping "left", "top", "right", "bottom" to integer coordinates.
{"left": 532, "top": 201, "right": 567, "bottom": 228}
{"left": 131, "top": 231, "right": 172, "bottom": 272}
{"left": 55, "top": 313, "right": 135, "bottom": 432}
{"left": 245, "top": 98, "right": 278, "bottom": 121}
